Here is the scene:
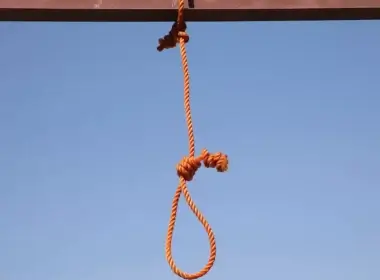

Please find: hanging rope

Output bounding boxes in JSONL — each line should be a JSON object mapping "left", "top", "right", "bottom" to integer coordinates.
{"left": 157, "top": 1, "right": 229, "bottom": 279}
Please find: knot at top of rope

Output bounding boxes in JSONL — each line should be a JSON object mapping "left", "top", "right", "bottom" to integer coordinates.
{"left": 176, "top": 149, "right": 228, "bottom": 181}
{"left": 157, "top": 22, "right": 190, "bottom": 52}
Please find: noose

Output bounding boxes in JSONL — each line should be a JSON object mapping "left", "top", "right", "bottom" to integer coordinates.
{"left": 157, "top": 0, "right": 229, "bottom": 279}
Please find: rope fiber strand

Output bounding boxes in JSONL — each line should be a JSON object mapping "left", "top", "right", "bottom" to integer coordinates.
{"left": 157, "top": 1, "right": 229, "bottom": 279}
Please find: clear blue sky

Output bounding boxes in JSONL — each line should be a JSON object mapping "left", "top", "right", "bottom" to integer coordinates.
{"left": 0, "top": 21, "right": 379, "bottom": 280}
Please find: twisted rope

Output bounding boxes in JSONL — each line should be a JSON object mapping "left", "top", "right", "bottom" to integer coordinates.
{"left": 157, "top": 1, "right": 229, "bottom": 279}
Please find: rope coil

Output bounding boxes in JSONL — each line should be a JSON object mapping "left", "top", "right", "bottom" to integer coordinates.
{"left": 158, "top": 1, "right": 229, "bottom": 279}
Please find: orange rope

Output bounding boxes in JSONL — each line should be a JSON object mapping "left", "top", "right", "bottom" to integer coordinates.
{"left": 157, "top": 1, "right": 229, "bottom": 279}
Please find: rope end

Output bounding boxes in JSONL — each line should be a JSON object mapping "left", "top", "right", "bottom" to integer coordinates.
{"left": 201, "top": 149, "right": 229, "bottom": 173}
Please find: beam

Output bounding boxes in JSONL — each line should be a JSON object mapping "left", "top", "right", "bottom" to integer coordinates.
{"left": 0, "top": 0, "right": 380, "bottom": 22}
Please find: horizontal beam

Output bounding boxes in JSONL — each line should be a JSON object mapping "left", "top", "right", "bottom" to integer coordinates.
{"left": 1, "top": 0, "right": 380, "bottom": 22}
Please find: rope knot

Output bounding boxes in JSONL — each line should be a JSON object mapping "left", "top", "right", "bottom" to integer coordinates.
{"left": 157, "top": 22, "right": 189, "bottom": 52}
{"left": 176, "top": 156, "right": 201, "bottom": 181}
{"left": 201, "top": 149, "right": 229, "bottom": 173}
{"left": 176, "top": 149, "right": 229, "bottom": 182}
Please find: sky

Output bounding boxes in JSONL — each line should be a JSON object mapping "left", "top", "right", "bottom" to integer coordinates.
{"left": 0, "top": 20, "right": 379, "bottom": 280}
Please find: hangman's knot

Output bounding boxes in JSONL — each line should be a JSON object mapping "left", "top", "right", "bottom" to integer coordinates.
{"left": 157, "top": 22, "right": 190, "bottom": 52}
{"left": 176, "top": 149, "right": 229, "bottom": 181}
{"left": 176, "top": 156, "right": 201, "bottom": 181}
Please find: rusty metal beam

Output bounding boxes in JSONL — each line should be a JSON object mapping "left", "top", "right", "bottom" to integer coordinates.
{"left": 0, "top": 0, "right": 380, "bottom": 22}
